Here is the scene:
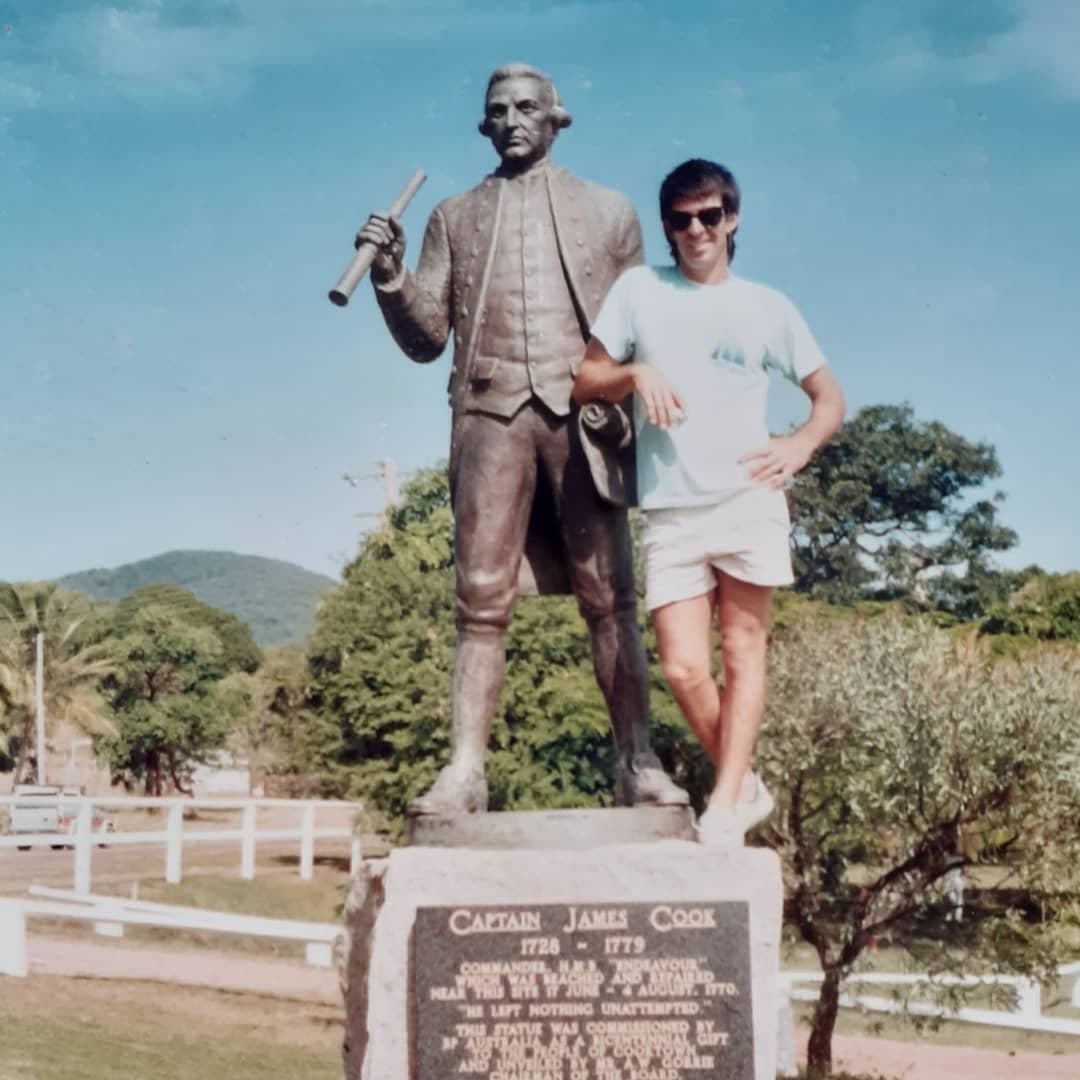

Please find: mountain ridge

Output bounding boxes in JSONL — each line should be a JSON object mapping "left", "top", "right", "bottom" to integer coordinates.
{"left": 59, "top": 549, "right": 338, "bottom": 647}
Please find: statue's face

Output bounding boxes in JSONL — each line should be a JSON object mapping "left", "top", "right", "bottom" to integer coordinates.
{"left": 483, "top": 76, "right": 557, "bottom": 169}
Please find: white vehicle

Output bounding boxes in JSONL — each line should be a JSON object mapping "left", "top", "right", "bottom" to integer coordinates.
{"left": 6, "top": 784, "right": 114, "bottom": 850}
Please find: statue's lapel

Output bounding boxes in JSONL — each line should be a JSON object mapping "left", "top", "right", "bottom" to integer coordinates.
{"left": 546, "top": 167, "right": 590, "bottom": 327}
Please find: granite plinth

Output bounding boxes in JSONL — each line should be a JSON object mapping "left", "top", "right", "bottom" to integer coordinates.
{"left": 407, "top": 805, "right": 696, "bottom": 849}
{"left": 340, "top": 815, "right": 782, "bottom": 1080}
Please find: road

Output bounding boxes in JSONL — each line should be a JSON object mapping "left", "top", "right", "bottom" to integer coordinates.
{"left": 0, "top": 836, "right": 355, "bottom": 895}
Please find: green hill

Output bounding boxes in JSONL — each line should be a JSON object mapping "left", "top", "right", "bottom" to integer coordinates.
{"left": 59, "top": 550, "right": 338, "bottom": 646}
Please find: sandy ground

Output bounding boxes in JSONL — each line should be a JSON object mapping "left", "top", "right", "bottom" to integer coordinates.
{"left": 23, "top": 933, "right": 1080, "bottom": 1079}
{"left": 797, "top": 1024, "right": 1080, "bottom": 1079}
{"left": 29, "top": 933, "right": 341, "bottom": 1003}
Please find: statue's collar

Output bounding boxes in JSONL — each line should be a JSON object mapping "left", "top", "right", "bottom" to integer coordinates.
{"left": 493, "top": 158, "right": 555, "bottom": 183}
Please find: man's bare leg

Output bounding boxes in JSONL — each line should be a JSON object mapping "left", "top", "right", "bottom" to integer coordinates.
{"left": 652, "top": 591, "right": 723, "bottom": 760}
{"left": 708, "top": 572, "right": 772, "bottom": 809}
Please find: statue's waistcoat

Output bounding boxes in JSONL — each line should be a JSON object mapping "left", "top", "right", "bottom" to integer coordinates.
{"left": 444, "top": 165, "right": 626, "bottom": 420}
{"left": 465, "top": 169, "right": 584, "bottom": 419}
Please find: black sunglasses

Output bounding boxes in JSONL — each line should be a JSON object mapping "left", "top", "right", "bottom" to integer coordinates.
{"left": 667, "top": 207, "right": 726, "bottom": 231}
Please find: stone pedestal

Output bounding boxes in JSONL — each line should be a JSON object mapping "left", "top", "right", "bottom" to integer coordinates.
{"left": 341, "top": 810, "right": 782, "bottom": 1080}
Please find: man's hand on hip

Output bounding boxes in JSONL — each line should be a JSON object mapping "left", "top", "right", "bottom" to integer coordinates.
{"left": 739, "top": 433, "right": 814, "bottom": 490}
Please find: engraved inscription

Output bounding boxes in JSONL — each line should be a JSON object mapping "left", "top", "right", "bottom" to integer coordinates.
{"left": 413, "top": 902, "right": 753, "bottom": 1079}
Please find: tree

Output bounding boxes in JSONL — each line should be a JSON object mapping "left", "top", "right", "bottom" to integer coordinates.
{"left": 225, "top": 644, "right": 328, "bottom": 787}
{"left": 112, "top": 583, "right": 263, "bottom": 673}
{"left": 99, "top": 605, "right": 238, "bottom": 794}
{"left": 306, "top": 467, "right": 694, "bottom": 823}
{"left": 0, "top": 582, "right": 115, "bottom": 781}
{"left": 789, "top": 404, "right": 1018, "bottom": 615}
{"left": 756, "top": 609, "right": 1080, "bottom": 1076}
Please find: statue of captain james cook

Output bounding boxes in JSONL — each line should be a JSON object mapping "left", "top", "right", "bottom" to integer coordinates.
{"left": 357, "top": 63, "right": 687, "bottom": 816}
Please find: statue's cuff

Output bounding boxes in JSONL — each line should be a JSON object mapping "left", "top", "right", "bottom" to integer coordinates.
{"left": 374, "top": 266, "right": 406, "bottom": 293}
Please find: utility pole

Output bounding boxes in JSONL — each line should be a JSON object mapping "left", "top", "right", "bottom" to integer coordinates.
{"left": 346, "top": 458, "right": 403, "bottom": 528}
{"left": 376, "top": 458, "right": 399, "bottom": 526}
{"left": 35, "top": 631, "right": 46, "bottom": 785}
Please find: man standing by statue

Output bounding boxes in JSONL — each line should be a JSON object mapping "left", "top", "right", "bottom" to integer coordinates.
{"left": 357, "top": 63, "right": 687, "bottom": 816}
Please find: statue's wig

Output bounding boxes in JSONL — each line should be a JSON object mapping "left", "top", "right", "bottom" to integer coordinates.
{"left": 478, "top": 63, "right": 573, "bottom": 136}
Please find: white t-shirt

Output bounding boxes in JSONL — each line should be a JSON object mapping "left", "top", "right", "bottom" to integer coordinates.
{"left": 591, "top": 265, "right": 827, "bottom": 509}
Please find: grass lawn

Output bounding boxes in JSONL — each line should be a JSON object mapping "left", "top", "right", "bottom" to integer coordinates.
{"left": 792, "top": 1000, "right": 1080, "bottom": 1057}
{"left": 0, "top": 975, "right": 343, "bottom": 1080}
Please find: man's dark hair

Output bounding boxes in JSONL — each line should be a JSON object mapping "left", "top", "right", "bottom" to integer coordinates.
{"left": 659, "top": 159, "right": 740, "bottom": 264}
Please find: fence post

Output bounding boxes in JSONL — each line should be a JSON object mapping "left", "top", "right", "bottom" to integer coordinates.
{"left": 1016, "top": 977, "right": 1041, "bottom": 1019}
{"left": 241, "top": 802, "right": 256, "bottom": 880}
{"left": 299, "top": 803, "right": 315, "bottom": 881}
{"left": 776, "top": 974, "right": 798, "bottom": 1077}
{"left": 73, "top": 798, "right": 93, "bottom": 895}
{"left": 349, "top": 833, "right": 362, "bottom": 878}
{"left": 165, "top": 802, "right": 183, "bottom": 885}
{"left": 0, "top": 899, "right": 28, "bottom": 977}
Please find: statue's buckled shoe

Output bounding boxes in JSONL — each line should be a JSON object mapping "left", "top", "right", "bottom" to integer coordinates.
{"left": 616, "top": 751, "right": 690, "bottom": 807}
{"left": 407, "top": 765, "right": 489, "bottom": 817}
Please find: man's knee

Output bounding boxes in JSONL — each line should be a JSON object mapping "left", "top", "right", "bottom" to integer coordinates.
{"left": 720, "top": 622, "right": 768, "bottom": 679}
{"left": 660, "top": 651, "right": 713, "bottom": 698}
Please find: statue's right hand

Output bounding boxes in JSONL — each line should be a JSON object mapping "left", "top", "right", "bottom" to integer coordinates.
{"left": 355, "top": 213, "right": 406, "bottom": 284}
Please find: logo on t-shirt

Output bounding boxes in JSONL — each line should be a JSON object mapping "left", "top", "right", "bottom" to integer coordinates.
{"left": 711, "top": 345, "right": 747, "bottom": 370}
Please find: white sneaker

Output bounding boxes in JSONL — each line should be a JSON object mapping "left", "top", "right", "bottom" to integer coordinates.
{"left": 696, "top": 773, "right": 775, "bottom": 847}
{"left": 696, "top": 803, "right": 739, "bottom": 846}
{"left": 737, "top": 772, "right": 775, "bottom": 833}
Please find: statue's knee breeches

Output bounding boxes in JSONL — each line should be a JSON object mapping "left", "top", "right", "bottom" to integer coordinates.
{"left": 564, "top": 509, "right": 639, "bottom": 625}
{"left": 455, "top": 564, "right": 518, "bottom": 631}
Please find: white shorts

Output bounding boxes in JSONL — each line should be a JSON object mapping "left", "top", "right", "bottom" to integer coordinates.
{"left": 643, "top": 486, "right": 794, "bottom": 611}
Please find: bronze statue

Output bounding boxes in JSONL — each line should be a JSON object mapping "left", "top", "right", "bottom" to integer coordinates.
{"left": 357, "top": 63, "right": 687, "bottom": 816}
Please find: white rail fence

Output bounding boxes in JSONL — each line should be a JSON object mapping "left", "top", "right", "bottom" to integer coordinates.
{"left": 1, "top": 884, "right": 1078, "bottom": 1043}
{"left": 0, "top": 794, "right": 363, "bottom": 894}
{"left": 0, "top": 887, "right": 341, "bottom": 977}
{"left": 785, "top": 968, "right": 1080, "bottom": 1037}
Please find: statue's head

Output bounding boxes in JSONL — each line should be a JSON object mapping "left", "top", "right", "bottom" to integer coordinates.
{"left": 479, "top": 63, "right": 572, "bottom": 171}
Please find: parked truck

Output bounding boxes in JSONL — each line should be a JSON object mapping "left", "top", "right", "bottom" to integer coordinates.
{"left": 5, "top": 784, "right": 114, "bottom": 850}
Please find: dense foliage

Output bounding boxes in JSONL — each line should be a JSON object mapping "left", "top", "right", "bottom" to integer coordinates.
{"left": 979, "top": 571, "right": 1080, "bottom": 643}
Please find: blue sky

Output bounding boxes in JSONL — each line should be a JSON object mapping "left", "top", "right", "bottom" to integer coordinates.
{"left": 2, "top": 0, "right": 1077, "bottom": 583}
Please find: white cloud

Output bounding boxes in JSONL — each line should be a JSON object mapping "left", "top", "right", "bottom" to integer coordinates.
{"left": 966, "top": 0, "right": 1080, "bottom": 100}
{"left": 49, "top": 1, "right": 306, "bottom": 103}
{"left": 1, "top": 1, "right": 624, "bottom": 110}
{"left": 867, "top": 0, "right": 1080, "bottom": 103}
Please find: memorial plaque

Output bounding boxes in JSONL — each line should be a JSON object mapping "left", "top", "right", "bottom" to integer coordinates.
{"left": 412, "top": 901, "right": 754, "bottom": 1079}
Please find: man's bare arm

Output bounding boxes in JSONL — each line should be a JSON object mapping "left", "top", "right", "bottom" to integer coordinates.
{"left": 573, "top": 337, "right": 685, "bottom": 431}
{"left": 740, "top": 366, "right": 846, "bottom": 489}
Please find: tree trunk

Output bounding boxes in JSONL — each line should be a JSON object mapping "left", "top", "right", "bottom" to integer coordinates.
{"left": 806, "top": 968, "right": 842, "bottom": 1077}
{"left": 147, "top": 751, "right": 161, "bottom": 797}
{"left": 13, "top": 709, "right": 34, "bottom": 783}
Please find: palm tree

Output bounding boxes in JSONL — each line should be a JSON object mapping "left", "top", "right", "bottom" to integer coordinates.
{"left": 0, "top": 582, "right": 116, "bottom": 783}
